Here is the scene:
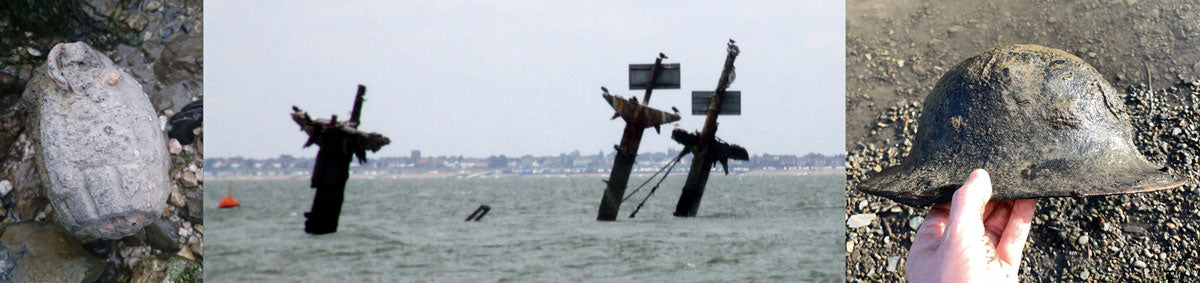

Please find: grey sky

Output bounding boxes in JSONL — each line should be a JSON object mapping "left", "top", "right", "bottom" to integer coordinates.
{"left": 205, "top": 1, "right": 845, "bottom": 159}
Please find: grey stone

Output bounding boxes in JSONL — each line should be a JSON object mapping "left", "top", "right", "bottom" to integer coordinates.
{"left": 25, "top": 42, "right": 170, "bottom": 240}
{"left": 145, "top": 1, "right": 162, "bottom": 11}
{"left": 183, "top": 188, "right": 202, "bottom": 224}
{"left": 131, "top": 255, "right": 202, "bottom": 283}
{"left": 143, "top": 217, "right": 180, "bottom": 253}
{"left": 168, "top": 184, "right": 186, "bottom": 207}
{"left": 0, "top": 221, "right": 104, "bottom": 283}
{"left": 0, "top": 241, "right": 24, "bottom": 282}
{"left": 848, "top": 213, "right": 877, "bottom": 228}
{"left": 909, "top": 216, "right": 924, "bottom": 231}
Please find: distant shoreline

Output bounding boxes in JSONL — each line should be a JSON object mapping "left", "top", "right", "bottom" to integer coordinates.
{"left": 209, "top": 168, "right": 845, "bottom": 181}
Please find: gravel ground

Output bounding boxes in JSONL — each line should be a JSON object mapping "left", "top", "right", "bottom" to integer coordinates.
{"left": 0, "top": 0, "right": 203, "bottom": 281}
{"left": 846, "top": 0, "right": 1200, "bottom": 281}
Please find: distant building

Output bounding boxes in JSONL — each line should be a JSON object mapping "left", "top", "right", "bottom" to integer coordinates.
{"left": 411, "top": 150, "right": 421, "bottom": 161}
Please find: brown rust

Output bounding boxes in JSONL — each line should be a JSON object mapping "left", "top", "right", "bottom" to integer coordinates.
{"left": 857, "top": 44, "right": 1187, "bottom": 206}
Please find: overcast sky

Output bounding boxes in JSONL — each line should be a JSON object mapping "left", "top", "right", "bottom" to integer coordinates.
{"left": 205, "top": 1, "right": 845, "bottom": 159}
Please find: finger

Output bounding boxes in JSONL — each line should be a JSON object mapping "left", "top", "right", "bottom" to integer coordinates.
{"left": 981, "top": 201, "right": 998, "bottom": 225}
{"left": 982, "top": 200, "right": 1014, "bottom": 246}
{"left": 944, "top": 169, "right": 993, "bottom": 238}
{"left": 916, "top": 202, "right": 951, "bottom": 240}
{"left": 996, "top": 198, "right": 1037, "bottom": 266}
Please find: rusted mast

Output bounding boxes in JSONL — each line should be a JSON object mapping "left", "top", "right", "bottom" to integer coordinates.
{"left": 348, "top": 84, "right": 366, "bottom": 128}
{"left": 292, "top": 85, "right": 390, "bottom": 234}
{"left": 674, "top": 42, "right": 740, "bottom": 217}
{"left": 597, "top": 55, "right": 678, "bottom": 221}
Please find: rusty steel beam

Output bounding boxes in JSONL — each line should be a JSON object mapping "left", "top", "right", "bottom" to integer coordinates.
{"left": 597, "top": 55, "right": 679, "bottom": 221}
{"left": 674, "top": 42, "right": 741, "bottom": 217}
{"left": 293, "top": 85, "right": 390, "bottom": 234}
{"left": 349, "top": 84, "right": 366, "bottom": 128}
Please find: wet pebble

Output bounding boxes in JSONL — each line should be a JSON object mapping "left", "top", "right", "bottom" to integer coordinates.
{"left": 848, "top": 213, "right": 877, "bottom": 228}
{"left": 168, "top": 185, "right": 185, "bottom": 208}
{"left": 145, "top": 1, "right": 162, "bottom": 11}
{"left": 0, "top": 180, "right": 10, "bottom": 196}
{"left": 908, "top": 216, "right": 924, "bottom": 231}
{"left": 168, "top": 139, "right": 182, "bottom": 155}
{"left": 886, "top": 256, "right": 900, "bottom": 272}
{"left": 179, "top": 171, "right": 198, "bottom": 188}
{"left": 143, "top": 218, "right": 180, "bottom": 253}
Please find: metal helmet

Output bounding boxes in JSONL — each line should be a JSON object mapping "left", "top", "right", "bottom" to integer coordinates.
{"left": 858, "top": 44, "right": 1186, "bottom": 206}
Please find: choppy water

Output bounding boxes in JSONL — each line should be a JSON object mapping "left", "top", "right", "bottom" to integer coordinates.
{"left": 206, "top": 175, "right": 845, "bottom": 282}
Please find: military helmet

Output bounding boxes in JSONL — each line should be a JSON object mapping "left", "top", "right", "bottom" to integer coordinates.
{"left": 858, "top": 44, "right": 1187, "bottom": 206}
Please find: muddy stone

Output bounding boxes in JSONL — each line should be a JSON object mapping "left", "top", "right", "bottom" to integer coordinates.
{"left": 130, "top": 255, "right": 201, "bottom": 283}
{"left": 858, "top": 44, "right": 1186, "bottom": 206}
{"left": 0, "top": 221, "right": 104, "bottom": 282}
{"left": 25, "top": 42, "right": 170, "bottom": 240}
{"left": 142, "top": 217, "right": 179, "bottom": 253}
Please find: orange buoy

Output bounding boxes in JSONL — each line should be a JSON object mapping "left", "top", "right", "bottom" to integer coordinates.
{"left": 218, "top": 182, "right": 240, "bottom": 209}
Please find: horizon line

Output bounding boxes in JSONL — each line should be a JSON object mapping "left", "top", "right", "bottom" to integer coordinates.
{"left": 205, "top": 150, "right": 848, "bottom": 160}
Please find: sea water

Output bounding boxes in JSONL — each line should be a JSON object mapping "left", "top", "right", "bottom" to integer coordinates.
{"left": 205, "top": 175, "right": 844, "bottom": 282}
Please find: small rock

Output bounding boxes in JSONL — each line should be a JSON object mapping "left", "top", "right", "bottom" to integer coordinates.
{"left": 180, "top": 171, "right": 198, "bottom": 188}
{"left": 189, "top": 241, "right": 202, "bottom": 258}
{"left": 948, "top": 25, "right": 965, "bottom": 36}
{"left": 0, "top": 180, "right": 11, "bottom": 196}
{"left": 168, "top": 138, "right": 182, "bottom": 154}
{"left": 183, "top": 189, "right": 202, "bottom": 223}
{"left": 909, "top": 216, "right": 924, "bottom": 231}
{"left": 145, "top": 1, "right": 162, "bottom": 11}
{"left": 1124, "top": 224, "right": 1147, "bottom": 234}
{"left": 168, "top": 185, "right": 186, "bottom": 207}
{"left": 886, "top": 256, "right": 900, "bottom": 272}
{"left": 25, "top": 47, "right": 41, "bottom": 57}
{"left": 1077, "top": 235, "right": 1089, "bottom": 245}
{"left": 176, "top": 246, "right": 195, "bottom": 260}
{"left": 848, "top": 213, "right": 877, "bottom": 228}
{"left": 143, "top": 218, "right": 181, "bottom": 253}
{"left": 125, "top": 13, "right": 149, "bottom": 31}
{"left": 165, "top": 256, "right": 202, "bottom": 282}
{"left": 131, "top": 256, "right": 168, "bottom": 283}
{"left": 1080, "top": 270, "right": 1090, "bottom": 280}
{"left": 1134, "top": 260, "right": 1147, "bottom": 268}
{"left": 120, "top": 245, "right": 151, "bottom": 268}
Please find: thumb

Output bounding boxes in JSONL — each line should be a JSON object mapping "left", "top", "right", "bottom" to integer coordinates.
{"left": 944, "top": 169, "right": 993, "bottom": 238}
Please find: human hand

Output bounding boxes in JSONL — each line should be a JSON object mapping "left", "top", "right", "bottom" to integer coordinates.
{"left": 905, "top": 169, "right": 1037, "bottom": 282}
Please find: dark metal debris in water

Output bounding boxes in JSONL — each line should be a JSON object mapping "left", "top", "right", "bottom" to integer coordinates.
{"left": 673, "top": 41, "right": 747, "bottom": 217}
{"left": 857, "top": 44, "right": 1187, "bottom": 206}
{"left": 596, "top": 54, "right": 681, "bottom": 221}
{"left": 465, "top": 205, "right": 491, "bottom": 222}
{"left": 293, "top": 85, "right": 391, "bottom": 234}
